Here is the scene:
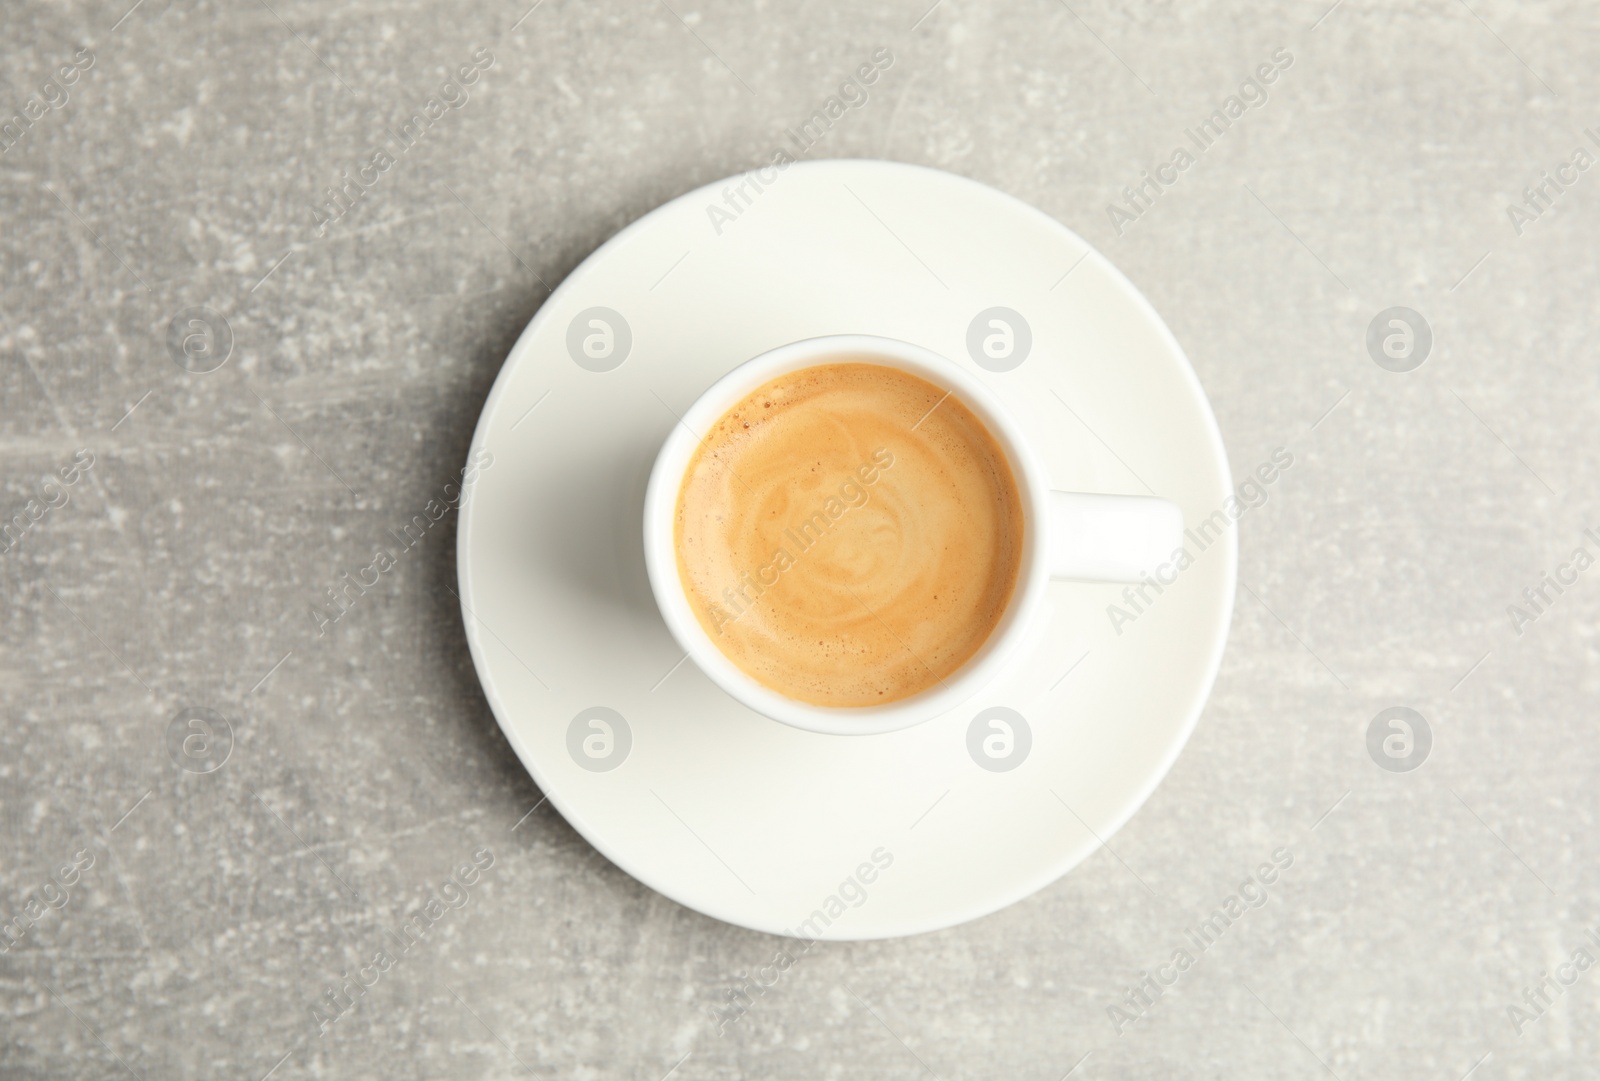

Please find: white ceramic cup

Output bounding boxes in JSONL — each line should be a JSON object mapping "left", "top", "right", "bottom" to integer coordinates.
{"left": 643, "top": 335, "right": 1182, "bottom": 735}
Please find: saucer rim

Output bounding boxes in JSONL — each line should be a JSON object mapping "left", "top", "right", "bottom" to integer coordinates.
{"left": 457, "top": 158, "right": 1237, "bottom": 939}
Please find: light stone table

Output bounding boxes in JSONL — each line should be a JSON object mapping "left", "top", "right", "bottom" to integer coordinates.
{"left": 3, "top": 1, "right": 1597, "bottom": 1078}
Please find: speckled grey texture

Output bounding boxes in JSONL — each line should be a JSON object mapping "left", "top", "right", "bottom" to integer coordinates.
{"left": 2, "top": 1, "right": 1598, "bottom": 1078}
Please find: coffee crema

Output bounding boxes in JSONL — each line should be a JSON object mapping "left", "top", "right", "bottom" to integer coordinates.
{"left": 674, "top": 361, "right": 1024, "bottom": 707}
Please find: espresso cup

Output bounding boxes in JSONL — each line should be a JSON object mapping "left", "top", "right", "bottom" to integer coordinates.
{"left": 643, "top": 335, "right": 1182, "bottom": 735}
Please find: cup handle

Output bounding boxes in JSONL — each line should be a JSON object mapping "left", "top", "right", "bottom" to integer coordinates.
{"left": 1048, "top": 491, "right": 1183, "bottom": 582}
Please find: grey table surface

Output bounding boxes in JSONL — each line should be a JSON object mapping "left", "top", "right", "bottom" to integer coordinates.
{"left": 3, "top": 0, "right": 1598, "bottom": 1078}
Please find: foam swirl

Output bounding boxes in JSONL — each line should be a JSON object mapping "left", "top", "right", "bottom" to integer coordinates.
{"left": 675, "top": 362, "right": 1024, "bottom": 708}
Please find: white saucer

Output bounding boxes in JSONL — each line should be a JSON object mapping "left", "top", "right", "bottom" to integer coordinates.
{"left": 457, "top": 160, "right": 1235, "bottom": 939}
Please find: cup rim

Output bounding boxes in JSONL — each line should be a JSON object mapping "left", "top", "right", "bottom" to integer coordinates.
{"left": 642, "top": 334, "right": 1050, "bottom": 736}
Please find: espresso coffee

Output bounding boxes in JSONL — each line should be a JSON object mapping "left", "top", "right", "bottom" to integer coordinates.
{"left": 674, "top": 362, "right": 1024, "bottom": 707}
